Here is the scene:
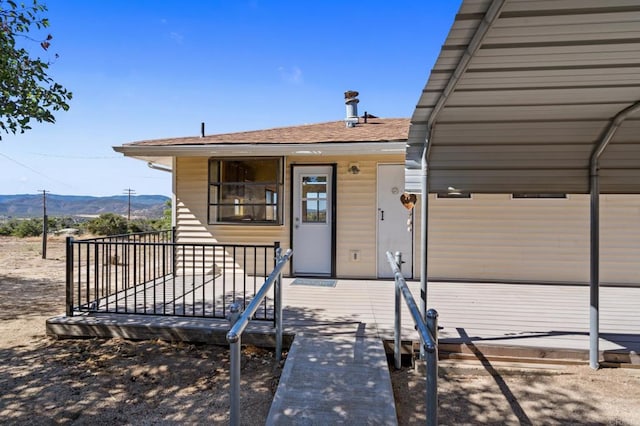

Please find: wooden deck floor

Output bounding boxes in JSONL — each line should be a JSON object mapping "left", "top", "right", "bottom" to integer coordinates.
{"left": 280, "top": 279, "right": 640, "bottom": 363}
{"left": 54, "top": 277, "right": 640, "bottom": 363}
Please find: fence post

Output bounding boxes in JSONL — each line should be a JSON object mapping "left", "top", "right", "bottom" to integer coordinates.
{"left": 275, "top": 243, "right": 283, "bottom": 364}
{"left": 394, "top": 251, "right": 402, "bottom": 370}
{"left": 171, "top": 226, "right": 177, "bottom": 278}
{"left": 426, "top": 308, "right": 439, "bottom": 426}
{"left": 65, "top": 237, "right": 74, "bottom": 317}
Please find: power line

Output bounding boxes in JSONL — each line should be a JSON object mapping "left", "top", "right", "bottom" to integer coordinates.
{"left": 29, "top": 152, "right": 121, "bottom": 160}
{"left": 0, "top": 151, "right": 75, "bottom": 189}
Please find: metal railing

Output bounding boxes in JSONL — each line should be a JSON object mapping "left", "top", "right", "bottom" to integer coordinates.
{"left": 226, "top": 247, "right": 293, "bottom": 426}
{"left": 387, "top": 251, "right": 439, "bottom": 426}
{"left": 66, "top": 230, "right": 280, "bottom": 322}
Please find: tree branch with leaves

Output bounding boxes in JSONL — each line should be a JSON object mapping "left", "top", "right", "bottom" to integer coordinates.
{"left": 0, "top": 0, "right": 72, "bottom": 139}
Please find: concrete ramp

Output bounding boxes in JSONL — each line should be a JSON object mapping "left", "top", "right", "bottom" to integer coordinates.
{"left": 267, "top": 335, "right": 397, "bottom": 425}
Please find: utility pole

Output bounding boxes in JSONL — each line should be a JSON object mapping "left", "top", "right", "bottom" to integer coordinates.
{"left": 38, "top": 190, "right": 50, "bottom": 259}
{"left": 123, "top": 188, "right": 135, "bottom": 221}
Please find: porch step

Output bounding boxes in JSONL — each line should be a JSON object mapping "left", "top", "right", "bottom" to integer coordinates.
{"left": 266, "top": 335, "right": 397, "bottom": 425}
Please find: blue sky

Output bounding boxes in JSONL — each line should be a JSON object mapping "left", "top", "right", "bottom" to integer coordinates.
{"left": 0, "top": 0, "right": 461, "bottom": 196}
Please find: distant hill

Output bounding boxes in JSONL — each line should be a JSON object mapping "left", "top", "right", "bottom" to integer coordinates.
{"left": 0, "top": 194, "right": 170, "bottom": 219}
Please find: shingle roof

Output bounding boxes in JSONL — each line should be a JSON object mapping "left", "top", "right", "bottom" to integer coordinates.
{"left": 126, "top": 118, "right": 410, "bottom": 146}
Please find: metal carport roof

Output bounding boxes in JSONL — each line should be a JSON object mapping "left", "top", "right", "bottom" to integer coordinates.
{"left": 406, "top": 0, "right": 640, "bottom": 194}
{"left": 406, "top": 0, "right": 640, "bottom": 370}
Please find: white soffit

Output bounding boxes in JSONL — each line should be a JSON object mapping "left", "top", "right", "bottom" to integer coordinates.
{"left": 115, "top": 142, "right": 407, "bottom": 159}
{"left": 406, "top": 0, "right": 640, "bottom": 194}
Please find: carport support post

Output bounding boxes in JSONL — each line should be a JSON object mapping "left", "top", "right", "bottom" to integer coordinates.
{"left": 419, "top": 145, "right": 429, "bottom": 361}
{"left": 589, "top": 172, "right": 600, "bottom": 369}
{"left": 588, "top": 100, "right": 640, "bottom": 369}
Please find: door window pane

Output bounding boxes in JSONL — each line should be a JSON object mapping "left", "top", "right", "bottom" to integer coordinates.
{"left": 302, "top": 176, "right": 327, "bottom": 223}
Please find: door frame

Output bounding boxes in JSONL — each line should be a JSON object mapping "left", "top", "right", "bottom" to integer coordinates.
{"left": 289, "top": 163, "right": 337, "bottom": 277}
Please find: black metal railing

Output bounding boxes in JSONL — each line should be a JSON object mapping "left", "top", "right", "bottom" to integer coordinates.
{"left": 66, "top": 230, "right": 279, "bottom": 321}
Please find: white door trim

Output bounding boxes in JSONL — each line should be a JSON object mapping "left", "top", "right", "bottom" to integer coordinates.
{"left": 291, "top": 165, "right": 335, "bottom": 276}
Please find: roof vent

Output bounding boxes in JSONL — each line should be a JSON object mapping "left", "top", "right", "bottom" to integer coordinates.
{"left": 344, "top": 90, "right": 359, "bottom": 128}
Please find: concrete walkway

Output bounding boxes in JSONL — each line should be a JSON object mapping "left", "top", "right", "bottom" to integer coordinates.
{"left": 266, "top": 335, "right": 397, "bottom": 425}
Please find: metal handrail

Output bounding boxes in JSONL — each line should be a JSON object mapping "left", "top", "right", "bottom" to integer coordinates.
{"left": 386, "top": 250, "right": 439, "bottom": 426}
{"left": 226, "top": 247, "right": 293, "bottom": 426}
{"left": 77, "top": 229, "right": 173, "bottom": 242}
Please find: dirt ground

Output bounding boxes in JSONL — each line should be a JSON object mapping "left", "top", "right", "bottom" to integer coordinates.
{"left": 0, "top": 237, "right": 278, "bottom": 425}
{"left": 1, "top": 236, "right": 639, "bottom": 425}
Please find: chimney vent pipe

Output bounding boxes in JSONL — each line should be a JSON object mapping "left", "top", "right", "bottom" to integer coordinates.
{"left": 344, "top": 90, "right": 359, "bottom": 128}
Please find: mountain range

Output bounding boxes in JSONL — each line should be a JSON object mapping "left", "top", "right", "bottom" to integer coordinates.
{"left": 0, "top": 194, "right": 170, "bottom": 218}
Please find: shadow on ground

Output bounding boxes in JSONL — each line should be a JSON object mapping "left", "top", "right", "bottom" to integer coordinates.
{"left": 0, "top": 337, "right": 278, "bottom": 425}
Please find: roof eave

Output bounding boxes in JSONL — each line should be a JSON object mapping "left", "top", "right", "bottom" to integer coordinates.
{"left": 113, "top": 141, "right": 408, "bottom": 158}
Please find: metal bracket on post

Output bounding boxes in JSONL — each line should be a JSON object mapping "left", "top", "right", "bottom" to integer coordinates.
{"left": 227, "top": 301, "right": 243, "bottom": 326}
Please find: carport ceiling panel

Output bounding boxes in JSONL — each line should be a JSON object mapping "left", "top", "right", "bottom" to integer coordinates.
{"left": 408, "top": 0, "right": 640, "bottom": 194}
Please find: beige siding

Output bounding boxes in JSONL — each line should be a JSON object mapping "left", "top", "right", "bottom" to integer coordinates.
{"left": 175, "top": 157, "right": 211, "bottom": 242}
{"left": 600, "top": 195, "right": 640, "bottom": 284}
{"left": 413, "top": 194, "right": 640, "bottom": 285}
{"left": 175, "top": 154, "right": 405, "bottom": 279}
{"left": 175, "top": 156, "right": 639, "bottom": 284}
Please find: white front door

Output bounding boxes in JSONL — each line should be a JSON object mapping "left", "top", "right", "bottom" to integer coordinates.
{"left": 292, "top": 165, "right": 334, "bottom": 276}
{"left": 377, "top": 164, "right": 413, "bottom": 278}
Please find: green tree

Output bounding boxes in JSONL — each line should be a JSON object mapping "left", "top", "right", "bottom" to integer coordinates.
{"left": 13, "top": 217, "right": 42, "bottom": 237}
{"left": 159, "top": 199, "right": 171, "bottom": 229}
{"left": 0, "top": 218, "right": 15, "bottom": 235}
{"left": 0, "top": 0, "right": 72, "bottom": 138}
{"left": 85, "top": 213, "right": 128, "bottom": 236}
